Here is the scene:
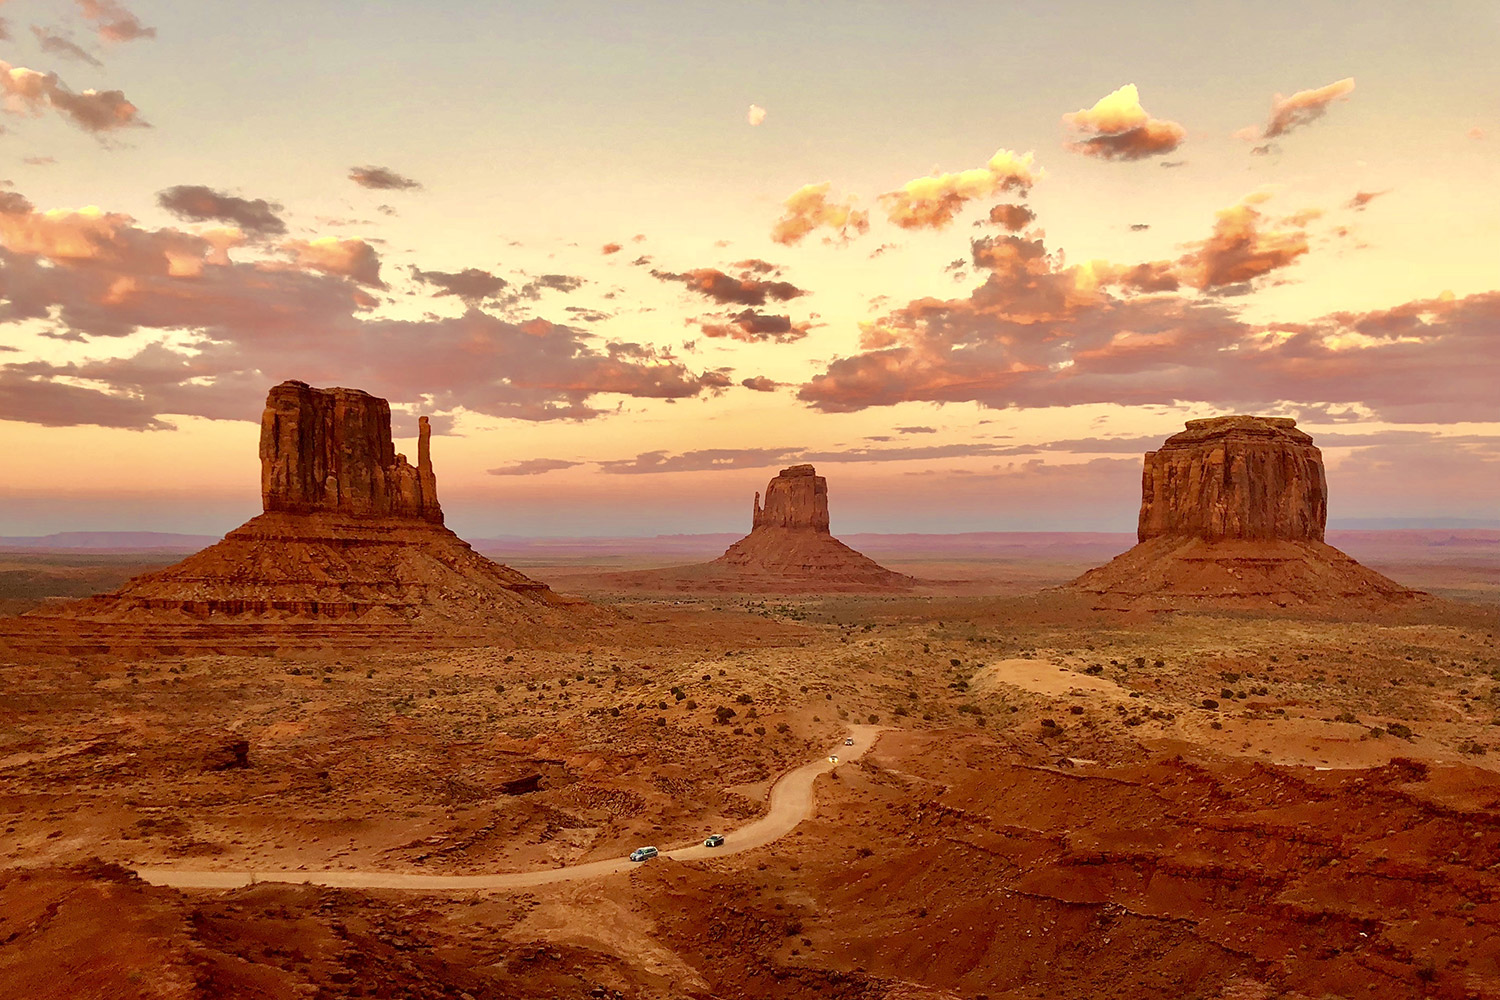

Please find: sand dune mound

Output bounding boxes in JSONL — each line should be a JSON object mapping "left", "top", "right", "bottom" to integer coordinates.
{"left": 1069, "top": 416, "right": 1423, "bottom": 611}
{"left": 1, "top": 381, "right": 595, "bottom": 654}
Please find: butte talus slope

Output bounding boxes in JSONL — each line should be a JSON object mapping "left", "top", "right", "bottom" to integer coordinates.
{"left": 3, "top": 381, "right": 594, "bottom": 653}
{"left": 1070, "top": 416, "right": 1421, "bottom": 611}
{"left": 707, "top": 464, "right": 914, "bottom": 591}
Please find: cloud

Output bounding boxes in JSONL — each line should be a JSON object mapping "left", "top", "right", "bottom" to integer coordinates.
{"left": 1237, "top": 77, "right": 1355, "bottom": 141}
{"left": 698, "top": 309, "right": 810, "bottom": 343}
{"left": 0, "top": 191, "right": 721, "bottom": 426}
{"left": 1469, "top": 127, "right": 1486, "bottom": 141}
{"left": 1176, "top": 191, "right": 1310, "bottom": 290}
{"left": 770, "top": 182, "right": 870, "bottom": 245}
{"left": 348, "top": 165, "right": 421, "bottom": 191}
{"left": 1062, "top": 84, "right": 1185, "bottom": 161}
{"left": 880, "top": 149, "right": 1039, "bottom": 231}
{"left": 593, "top": 441, "right": 1152, "bottom": 475}
{"left": 157, "top": 185, "right": 286, "bottom": 236}
{"left": 2, "top": 60, "right": 146, "bottom": 133}
{"left": 74, "top": 0, "right": 154, "bottom": 43}
{"left": 986, "top": 203, "right": 1035, "bottom": 231}
{"left": 519, "top": 273, "right": 585, "bottom": 298}
{"left": 487, "top": 458, "right": 583, "bottom": 476}
{"left": 0, "top": 368, "right": 171, "bottom": 429}
{"left": 796, "top": 195, "right": 1499, "bottom": 424}
{"left": 601, "top": 242, "right": 622, "bottom": 255}
{"left": 740, "top": 375, "right": 781, "bottom": 392}
{"left": 652, "top": 265, "right": 806, "bottom": 306}
{"left": 412, "top": 266, "right": 508, "bottom": 302}
{"left": 31, "top": 26, "right": 102, "bottom": 66}
{"left": 282, "top": 237, "right": 384, "bottom": 287}
{"left": 748, "top": 104, "right": 766, "bottom": 126}
{"left": 598, "top": 447, "right": 799, "bottom": 475}
{"left": 1346, "top": 189, "right": 1389, "bottom": 211}
{"left": 896, "top": 426, "right": 936, "bottom": 434}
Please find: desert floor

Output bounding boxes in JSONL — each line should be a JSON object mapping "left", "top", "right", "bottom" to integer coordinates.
{"left": 2, "top": 537, "right": 1498, "bottom": 999}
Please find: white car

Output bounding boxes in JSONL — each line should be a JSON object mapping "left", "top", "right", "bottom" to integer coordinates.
{"left": 844, "top": 737, "right": 855, "bottom": 746}
{"left": 828, "top": 755, "right": 839, "bottom": 764}
{"left": 629, "top": 846, "right": 659, "bottom": 862}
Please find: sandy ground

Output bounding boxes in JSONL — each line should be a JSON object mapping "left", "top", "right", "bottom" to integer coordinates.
{"left": 2, "top": 546, "right": 1499, "bottom": 998}
{"left": 137, "top": 726, "right": 883, "bottom": 890}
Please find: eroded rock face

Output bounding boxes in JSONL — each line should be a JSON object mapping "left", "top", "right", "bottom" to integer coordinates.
{"left": 260, "top": 380, "right": 441, "bottom": 523}
{"left": 1138, "top": 416, "right": 1326, "bottom": 544}
{"left": 752, "top": 464, "right": 830, "bottom": 533}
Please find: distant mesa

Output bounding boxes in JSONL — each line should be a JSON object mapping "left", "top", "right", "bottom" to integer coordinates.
{"left": 2, "top": 380, "right": 594, "bottom": 654}
{"left": 1070, "top": 416, "right": 1422, "bottom": 610}
{"left": 709, "top": 464, "right": 914, "bottom": 590}
{"left": 569, "top": 463, "right": 915, "bottom": 593}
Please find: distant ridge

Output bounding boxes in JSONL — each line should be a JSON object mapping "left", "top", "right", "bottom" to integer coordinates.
{"left": 0, "top": 531, "right": 225, "bottom": 551}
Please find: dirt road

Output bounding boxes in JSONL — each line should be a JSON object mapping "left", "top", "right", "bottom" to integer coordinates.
{"left": 136, "top": 726, "right": 883, "bottom": 891}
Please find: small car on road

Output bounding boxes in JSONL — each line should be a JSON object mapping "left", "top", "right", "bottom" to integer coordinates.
{"left": 703, "top": 834, "right": 725, "bottom": 848}
{"left": 828, "top": 755, "right": 839, "bottom": 764}
{"left": 629, "top": 846, "right": 659, "bottom": 862}
{"left": 844, "top": 737, "right": 855, "bottom": 746}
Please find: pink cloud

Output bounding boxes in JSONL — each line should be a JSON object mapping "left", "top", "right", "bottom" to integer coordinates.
{"left": 2, "top": 60, "right": 147, "bottom": 133}
{"left": 74, "top": 0, "right": 154, "bottom": 43}
{"left": 770, "top": 182, "right": 870, "bottom": 246}
{"left": 1062, "top": 84, "right": 1186, "bottom": 161}
{"left": 881, "top": 150, "right": 1039, "bottom": 231}
{"left": 1237, "top": 77, "right": 1355, "bottom": 141}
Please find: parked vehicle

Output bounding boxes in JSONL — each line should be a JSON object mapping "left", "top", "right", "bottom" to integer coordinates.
{"left": 828, "top": 755, "right": 839, "bottom": 764}
{"left": 629, "top": 846, "right": 659, "bottom": 862}
{"left": 703, "top": 834, "right": 725, "bottom": 848}
{"left": 844, "top": 737, "right": 855, "bottom": 746}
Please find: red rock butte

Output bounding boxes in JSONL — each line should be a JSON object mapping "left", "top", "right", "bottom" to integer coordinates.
{"left": 708, "top": 465, "right": 914, "bottom": 591}
{"left": 0, "top": 381, "right": 594, "bottom": 654}
{"left": 1071, "top": 416, "right": 1421, "bottom": 610}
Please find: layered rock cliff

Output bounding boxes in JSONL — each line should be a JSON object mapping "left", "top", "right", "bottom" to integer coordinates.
{"left": 709, "top": 465, "right": 914, "bottom": 591}
{"left": 1137, "top": 416, "right": 1326, "bottom": 543}
{"left": 752, "top": 464, "right": 831, "bottom": 532}
{"left": 7, "top": 381, "right": 595, "bottom": 652}
{"left": 1072, "top": 416, "right": 1419, "bottom": 610}
{"left": 260, "top": 380, "right": 441, "bottom": 522}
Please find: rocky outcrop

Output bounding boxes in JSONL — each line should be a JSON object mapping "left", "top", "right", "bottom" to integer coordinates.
{"left": 4, "top": 382, "right": 597, "bottom": 653}
{"left": 1072, "top": 417, "right": 1421, "bottom": 611}
{"left": 709, "top": 465, "right": 914, "bottom": 591}
{"left": 753, "top": 464, "right": 830, "bottom": 532}
{"left": 1137, "top": 416, "right": 1325, "bottom": 543}
{"left": 260, "top": 380, "right": 441, "bottom": 523}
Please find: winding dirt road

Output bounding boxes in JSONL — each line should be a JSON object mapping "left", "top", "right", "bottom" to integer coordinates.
{"left": 136, "top": 726, "right": 882, "bottom": 891}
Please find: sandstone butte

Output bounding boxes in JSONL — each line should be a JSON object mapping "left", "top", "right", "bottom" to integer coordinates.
{"left": 1, "top": 381, "right": 594, "bottom": 654}
{"left": 707, "top": 464, "right": 915, "bottom": 591}
{"left": 1070, "top": 416, "right": 1421, "bottom": 610}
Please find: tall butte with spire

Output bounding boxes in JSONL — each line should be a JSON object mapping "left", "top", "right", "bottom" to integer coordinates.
{"left": 4, "top": 381, "right": 592, "bottom": 654}
{"left": 1070, "top": 416, "right": 1421, "bottom": 610}
{"left": 707, "top": 464, "right": 914, "bottom": 590}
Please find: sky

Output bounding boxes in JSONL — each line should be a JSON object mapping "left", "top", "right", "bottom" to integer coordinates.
{"left": 1, "top": 0, "right": 1497, "bottom": 538}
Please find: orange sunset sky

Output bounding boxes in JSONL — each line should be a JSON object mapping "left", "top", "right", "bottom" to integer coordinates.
{"left": 2, "top": 0, "right": 1497, "bottom": 538}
